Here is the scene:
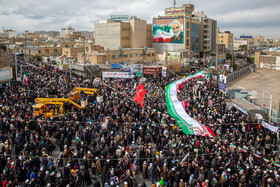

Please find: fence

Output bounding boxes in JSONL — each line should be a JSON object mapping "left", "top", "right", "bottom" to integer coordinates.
{"left": 227, "top": 64, "right": 256, "bottom": 83}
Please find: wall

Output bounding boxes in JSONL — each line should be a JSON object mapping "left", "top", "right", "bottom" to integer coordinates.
{"left": 36, "top": 47, "right": 62, "bottom": 56}
{"left": 146, "top": 24, "right": 153, "bottom": 48}
{"left": 130, "top": 18, "right": 147, "bottom": 48}
{"left": 62, "top": 47, "right": 83, "bottom": 58}
{"left": 95, "top": 22, "right": 122, "bottom": 50}
{"left": 120, "top": 22, "right": 131, "bottom": 49}
{"left": 218, "top": 33, "right": 233, "bottom": 49}
{"left": 153, "top": 43, "right": 185, "bottom": 54}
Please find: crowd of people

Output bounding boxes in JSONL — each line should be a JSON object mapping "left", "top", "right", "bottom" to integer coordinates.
{"left": 0, "top": 56, "right": 279, "bottom": 187}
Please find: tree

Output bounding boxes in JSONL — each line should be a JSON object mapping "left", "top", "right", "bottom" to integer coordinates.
{"left": 35, "top": 54, "right": 43, "bottom": 64}
{"left": 0, "top": 44, "right": 7, "bottom": 51}
{"left": 226, "top": 53, "right": 232, "bottom": 60}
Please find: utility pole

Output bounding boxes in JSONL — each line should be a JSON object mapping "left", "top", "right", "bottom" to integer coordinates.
{"left": 83, "top": 36, "right": 86, "bottom": 83}
{"left": 173, "top": 0, "right": 176, "bottom": 8}
{"left": 231, "top": 38, "right": 234, "bottom": 72}
{"left": 269, "top": 93, "right": 272, "bottom": 123}
{"left": 216, "top": 42, "right": 218, "bottom": 68}
{"left": 15, "top": 54, "right": 18, "bottom": 80}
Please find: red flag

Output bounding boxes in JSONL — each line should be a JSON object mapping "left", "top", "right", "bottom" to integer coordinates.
{"left": 133, "top": 83, "right": 146, "bottom": 107}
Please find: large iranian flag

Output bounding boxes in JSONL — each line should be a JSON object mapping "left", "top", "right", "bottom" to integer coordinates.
{"left": 165, "top": 70, "right": 215, "bottom": 136}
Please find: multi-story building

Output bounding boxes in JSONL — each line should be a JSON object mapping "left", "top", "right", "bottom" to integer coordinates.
{"left": 233, "top": 37, "right": 254, "bottom": 51}
{"left": 254, "top": 36, "right": 265, "bottom": 44}
{"left": 77, "top": 48, "right": 156, "bottom": 65}
{"left": 95, "top": 17, "right": 152, "bottom": 50}
{"left": 69, "top": 32, "right": 83, "bottom": 41}
{"left": 60, "top": 27, "right": 75, "bottom": 37}
{"left": 255, "top": 49, "right": 280, "bottom": 70}
{"left": 153, "top": 4, "right": 194, "bottom": 55}
{"left": 193, "top": 11, "right": 217, "bottom": 57}
{"left": 218, "top": 31, "right": 233, "bottom": 50}
{"left": 191, "top": 18, "right": 200, "bottom": 56}
{"left": 3, "top": 29, "right": 17, "bottom": 38}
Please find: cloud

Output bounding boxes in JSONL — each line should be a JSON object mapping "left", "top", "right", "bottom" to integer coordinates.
{"left": 0, "top": 0, "right": 279, "bottom": 38}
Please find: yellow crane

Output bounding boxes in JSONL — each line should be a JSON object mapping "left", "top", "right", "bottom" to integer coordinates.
{"left": 68, "top": 87, "right": 98, "bottom": 101}
{"left": 33, "top": 98, "right": 85, "bottom": 117}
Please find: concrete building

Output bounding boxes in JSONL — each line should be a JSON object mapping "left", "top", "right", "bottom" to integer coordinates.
{"left": 60, "top": 27, "right": 75, "bottom": 37}
{"left": 233, "top": 38, "right": 254, "bottom": 51}
{"left": 191, "top": 19, "right": 200, "bottom": 56}
{"left": 62, "top": 47, "right": 84, "bottom": 58}
{"left": 77, "top": 48, "right": 156, "bottom": 65}
{"left": 218, "top": 31, "right": 233, "bottom": 50}
{"left": 153, "top": 4, "right": 193, "bottom": 55}
{"left": 254, "top": 48, "right": 280, "bottom": 70}
{"left": 3, "top": 29, "right": 17, "bottom": 38}
{"left": 254, "top": 36, "right": 265, "bottom": 44}
{"left": 25, "top": 46, "right": 62, "bottom": 57}
{"left": 95, "top": 17, "right": 152, "bottom": 50}
{"left": 69, "top": 32, "right": 83, "bottom": 41}
{"left": 193, "top": 11, "right": 217, "bottom": 57}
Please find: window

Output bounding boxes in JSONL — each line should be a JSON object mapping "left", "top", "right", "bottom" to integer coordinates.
{"left": 221, "top": 36, "right": 223, "bottom": 38}
{"left": 129, "top": 54, "right": 133, "bottom": 58}
{"left": 147, "top": 53, "right": 151, "bottom": 56}
{"left": 152, "top": 53, "right": 155, "bottom": 56}
{"left": 135, "top": 54, "right": 138, "bottom": 57}
{"left": 118, "top": 55, "right": 122, "bottom": 58}
{"left": 123, "top": 54, "right": 128, "bottom": 58}
{"left": 221, "top": 40, "right": 223, "bottom": 43}
{"left": 186, "top": 31, "right": 189, "bottom": 38}
{"left": 54, "top": 49, "right": 57, "bottom": 54}
{"left": 140, "top": 54, "right": 143, "bottom": 57}
{"left": 45, "top": 49, "right": 49, "bottom": 54}
{"left": 186, "top": 39, "right": 189, "bottom": 46}
{"left": 186, "top": 22, "right": 190, "bottom": 29}
{"left": 112, "top": 55, "right": 116, "bottom": 59}
{"left": 204, "top": 30, "right": 208, "bottom": 34}
{"left": 204, "top": 41, "right": 208, "bottom": 44}
{"left": 38, "top": 50, "right": 41, "bottom": 54}
{"left": 204, "top": 25, "right": 208, "bottom": 29}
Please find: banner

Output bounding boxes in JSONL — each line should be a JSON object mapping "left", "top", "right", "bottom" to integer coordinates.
{"left": 165, "top": 70, "right": 215, "bottom": 136}
{"left": 262, "top": 121, "right": 278, "bottom": 133}
{"left": 153, "top": 18, "right": 184, "bottom": 44}
{"left": 143, "top": 67, "right": 162, "bottom": 75}
{"left": 102, "top": 72, "right": 134, "bottom": 79}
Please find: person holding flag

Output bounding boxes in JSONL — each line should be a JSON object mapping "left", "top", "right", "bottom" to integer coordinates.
{"left": 133, "top": 83, "right": 146, "bottom": 107}
{"left": 23, "top": 72, "right": 28, "bottom": 84}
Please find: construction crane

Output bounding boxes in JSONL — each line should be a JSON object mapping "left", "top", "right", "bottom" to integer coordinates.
{"left": 68, "top": 87, "right": 98, "bottom": 102}
{"left": 33, "top": 98, "right": 85, "bottom": 117}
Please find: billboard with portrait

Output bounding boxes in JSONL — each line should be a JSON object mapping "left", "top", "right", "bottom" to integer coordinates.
{"left": 153, "top": 18, "right": 184, "bottom": 44}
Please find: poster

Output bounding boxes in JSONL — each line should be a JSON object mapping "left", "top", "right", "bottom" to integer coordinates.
{"left": 168, "top": 52, "right": 180, "bottom": 61}
{"left": 153, "top": 18, "right": 184, "bottom": 44}
{"left": 130, "top": 64, "right": 143, "bottom": 73}
{"left": 219, "top": 74, "right": 227, "bottom": 93}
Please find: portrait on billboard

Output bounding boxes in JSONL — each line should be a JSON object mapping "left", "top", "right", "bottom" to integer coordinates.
{"left": 153, "top": 18, "right": 184, "bottom": 44}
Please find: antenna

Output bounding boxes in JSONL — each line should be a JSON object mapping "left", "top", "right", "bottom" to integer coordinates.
{"left": 173, "top": 0, "right": 176, "bottom": 8}
{"left": 77, "top": 16, "right": 78, "bottom": 31}
{"left": 221, "top": 11, "right": 223, "bottom": 32}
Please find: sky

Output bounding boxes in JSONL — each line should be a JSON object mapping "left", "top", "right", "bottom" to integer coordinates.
{"left": 1, "top": 0, "right": 280, "bottom": 39}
